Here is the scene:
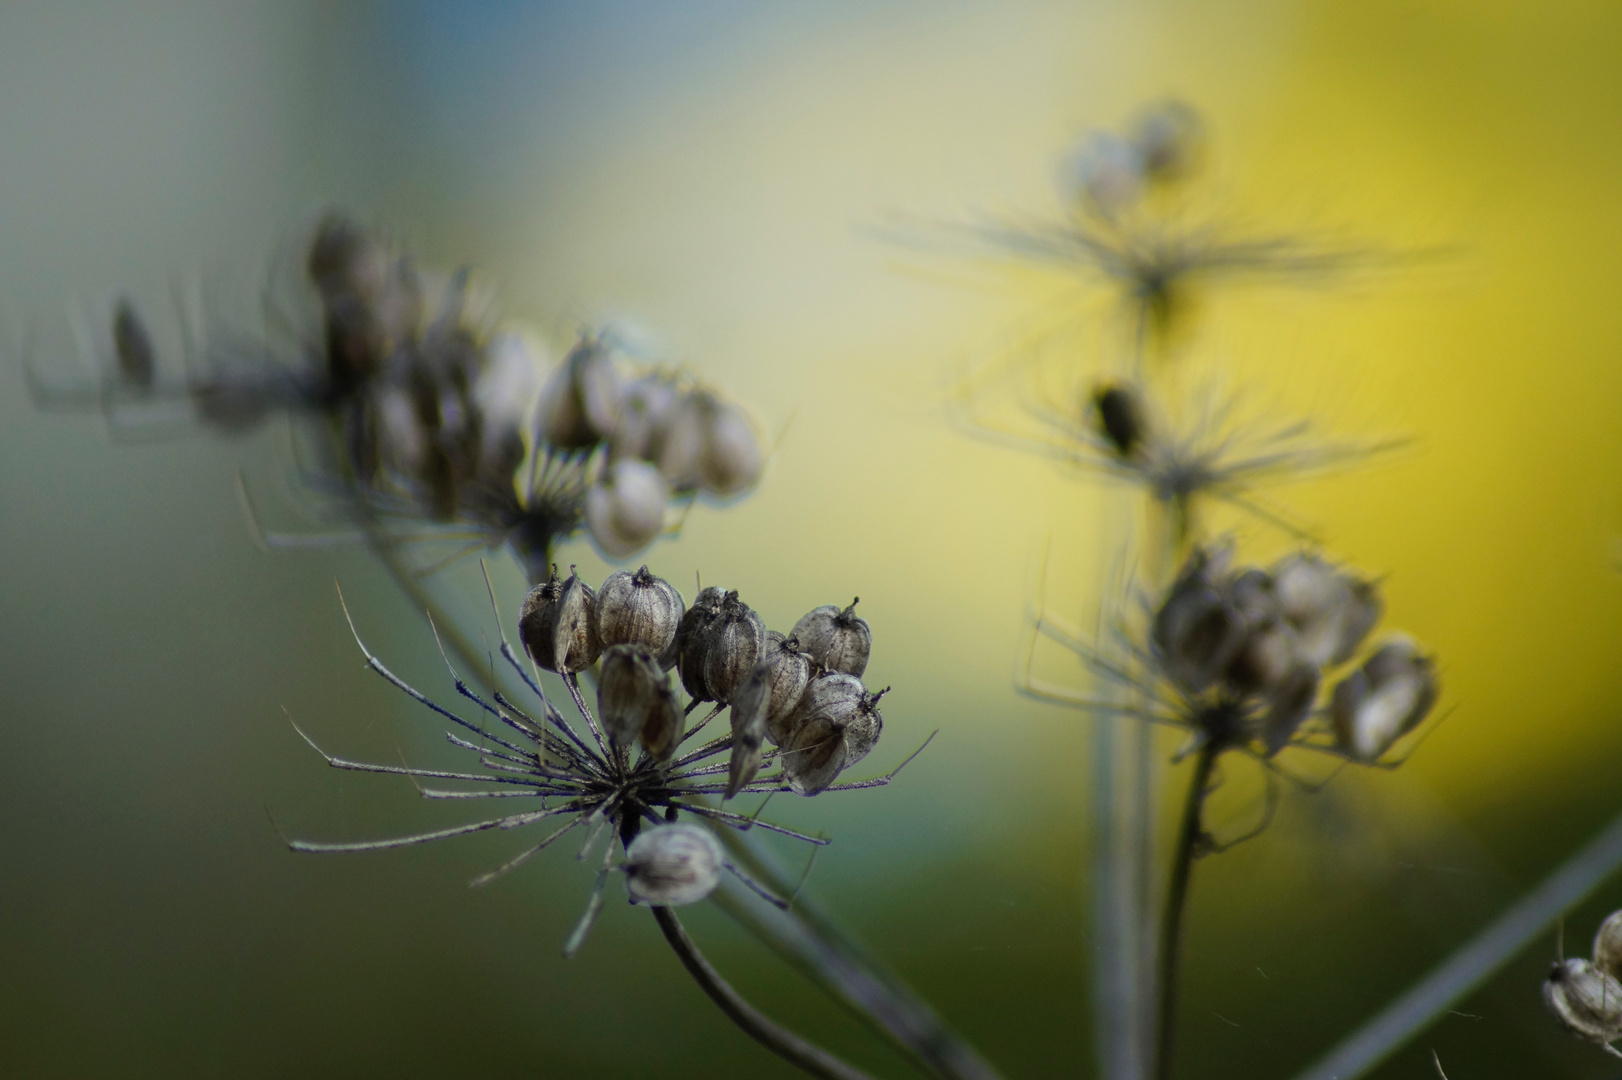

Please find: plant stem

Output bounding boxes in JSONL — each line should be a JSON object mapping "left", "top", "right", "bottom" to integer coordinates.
{"left": 1153, "top": 741, "right": 1218, "bottom": 1080}
{"left": 653, "top": 905, "right": 881, "bottom": 1080}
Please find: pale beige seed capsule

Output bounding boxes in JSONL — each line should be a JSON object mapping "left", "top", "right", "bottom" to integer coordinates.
{"left": 1597, "top": 912, "right": 1622, "bottom": 982}
{"left": 585, "top": 459, "right": 669, "bottom": 559}
{"left": 698, "top": 398, "right": 764, "bottom": 497}
{"left": 700, "top": 593, "right": 767, "bottom": 705}
{"left": 1545, "top": 958, "right": 1622, "bottom": 1048}
{"left": 725, "top": 663, "right": 772, "bottom": 798}
{"left": 535, "top": 336, "right": 620, "bottom": 450}
{"left": 597, "top": 644, "right": 683, "bottom": 760}
{"left": 786, "top": 673, "right": 886, "bottom": 780}
{"left": 791, "top": 599, "right": 872, "bottom": 678}
{"left": 1255, "top": 664, "right": 1318, "bottom": 756}
{"left": 623, "top": 824, "right": 724, "bottom": 907}
{"left": 1272, "top": 553, "right": 1383, "bottom": 669}
{"left": 595, "top": 566, "right": 685, "bottom": 658}
{"left": 1329, "top": 634, "right": 1438, "bottom": 762}
{"left": 782, "top": 716, "right": 849, "bottom": 797}
{"left": 517, "top": 566, "right": 601, "bottom": 674}
{"left": 761, "top": 632, "right": 814, "bottom": 746}
{"left": 610, "top": 370, "right": 682, "bottom": 463}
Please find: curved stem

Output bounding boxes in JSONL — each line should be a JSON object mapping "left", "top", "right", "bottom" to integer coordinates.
{"left": 653, "top": 906, "right": 880, "bottom": 1080}
{"left": 1154, "top": 741, "right": 1218, "bottom": 1080}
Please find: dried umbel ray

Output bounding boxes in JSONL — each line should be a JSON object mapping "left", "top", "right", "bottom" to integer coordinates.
{"left": 282, "top": 567, "right": 929, "bottom": 956}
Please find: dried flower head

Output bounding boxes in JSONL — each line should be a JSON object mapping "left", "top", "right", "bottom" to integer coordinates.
{"left": 284, "top": 574, "right": 928, "bottom": 956}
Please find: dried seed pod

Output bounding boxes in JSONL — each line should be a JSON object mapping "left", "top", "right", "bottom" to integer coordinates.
{"left": 761, "top": 632, "right": 814, "bottom": 746}
{"left": 1091, "top": 382, "right": 1145, "bottom": 459}
{"left": 1059, "top": 130, "right": 1144, "bottom": 215}
{"left": 782, "top": 673, "right": 887, "bottom": 794}
{"left": 585, "top": 459, "right": 670, "bottom": 559}
{"left": 111, "top": 298, "right": 155, "bottom": 389}
{"left": 534, "top": 336, "right": 620, "bottom": 450}
{"left": 1131, "top": 100, "right": 1204, "bottom": 185}
{"left": 306, "top": 214, "right": 386, "bottom": 302}
{"left": 597, "top": 644, "right": 682, "bottom": 759}
{"left": 1272, "top": 553, "right": 1383, "bottom": 668}
{"left": 596, "top": 566, "right": 685, "bottom": 658}
{"left": 725, "top": 663, "right": 771, "bottom": 798}
{"left": 1596, "top": 912, "right": 1622, "bottom": 982}
{"left": 623, "top": 823, "right": 724, "bottom": 907}
{"left": 1545, "top": 958, "right": 1622, "bottom": 1049}
{"left": 700, "top": 592, "right": 768, "bottom": 705}
{"left": 655, "top": 390, "right": 764, "bottom": 497}
{"left": 1255, "top": 664, "right": 1318, "bottom": 756}
{"left": 675, "top": 586, "right": 728, "bottom": 698}
{"left": 791, "top": 598, "right": 872, "bottom": 678}
{"left": 517, "top": 566, "right": 601, "bottom": 674}
{"left": 1152, "top": 550, "right": 1246, "bottom": 694}
{"left": 1329, "top": 634, "right": 1438, "bottom": 762}
{"left": 610, "top": 370, "right": 682, "bottom": 463}
{"left": 471, "top": 332, "right": 541, "bottom": 484}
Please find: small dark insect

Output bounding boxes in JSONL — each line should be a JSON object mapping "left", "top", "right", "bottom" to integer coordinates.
{"left": 1092, "top": 382, "right": 1145, "bottom": 458}
{"left": 110, "top": 298, "right": 156, "bottom": 390}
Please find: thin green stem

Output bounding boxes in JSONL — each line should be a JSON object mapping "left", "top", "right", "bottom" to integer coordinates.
{"left": 1154, "top": 741, "right": 1218, "bottom": 1080}
{"left": 653, "top": 906, "right": 880, "bottom": 1080}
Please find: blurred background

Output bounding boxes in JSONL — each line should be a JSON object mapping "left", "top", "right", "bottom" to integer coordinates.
{"left": 4, "top": 1, "right": 1622, "bottom": 1077}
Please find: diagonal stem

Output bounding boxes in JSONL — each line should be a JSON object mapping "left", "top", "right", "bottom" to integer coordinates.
{"left": 653, "top": 905, "right": 880, "bottom": 1080}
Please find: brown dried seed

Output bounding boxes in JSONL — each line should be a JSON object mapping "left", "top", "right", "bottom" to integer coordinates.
{"left": 725, "top": 663, "right": 771, "bottom": 798}
{"left": 1153, "top": 552, "right": 1246, "bottom": 694}
{"left": 596, "top": 644, "right": 682, "bottom": 759}
{"left": 782, "top": 716, "right": 849, "bottom": 797}
{"left": 791, "top": 598, "right": 872, "bottom": 678}
{"left": 761, "top": 632, "right": 814, "bottom": 746}
{"left": 675, "top": 585, "right": 728, "bottom": 698}
{"left": 517, "top": 565, "right": 601, "bottom": 674}
{"left": 700, "top": 592, "right": 767, "bottom": 705}
{"left": 595, "top": 566, "right": 685, "bottom": 657}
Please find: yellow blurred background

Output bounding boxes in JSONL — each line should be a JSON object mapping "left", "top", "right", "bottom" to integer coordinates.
{"left": 3, "top": 2, "right": 1622, "bottom": 1077}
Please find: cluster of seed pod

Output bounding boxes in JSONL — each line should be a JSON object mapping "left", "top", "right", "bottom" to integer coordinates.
{"left": 1545, "top": 911, "right": 1622, "bottom": 1058}
{"left": 1059, "top": 99, "right": 1204, "bottom": 218}
{"left": 62, "top": 215, "right": 764, "bottom": 577}
{"left": 517, "top": 565, "right": 885, "bottom": 798}
{"left": 1151, "top": 544, "right": 1438, "bottom": 761}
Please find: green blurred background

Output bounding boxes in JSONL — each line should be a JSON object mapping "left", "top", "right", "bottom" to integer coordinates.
{"left": 4, "top": 2, "right": 1622, "bottom": 1077}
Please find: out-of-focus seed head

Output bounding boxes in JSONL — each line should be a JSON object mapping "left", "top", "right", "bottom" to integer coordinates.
{"left": 517, "top": 565, "right": 601, "bottom": 674}
{"left": 781, "top": 673, "right": 886, "bottom": 794}
{"left": 1329, "top": 634, "right": 1438, "bottom": 762}
{"left": 1255, "top": 664, "right": 1318, "bottom": 756}
{"left": 585, "top": 459, "right": 670, "bottom": 559}
{"left": 725, "top": 663, "right": 772, "bottom": 797}
{"left": 675, "top": 586, "right": 728, "bottom": 698}
{"left": 1272, "top": 553, "right": 1384, "bottom": 668}
{"left": 1059, "top": 130, "right": 1145, "bottom": 215}
{"left": 1545, "top": 958, "right": 1622, "bottom": 1047}
{"left": 761, "top": 632, "right": 814, "bottom": 746}
{"left": 790, "top": 598, "right": 872, "bottom": 678}
{"left": 597, "top": 644, "right": 682, "bottom": 759}
{"left": 655, "top": 390, "right": 764, "bottom": 497}
{"left": 1153, "top": 549, "right": 1247, "bottom": 694}
{"left": 595, "top": 566, "right": 685, "bottom": 658}
{"left": 307, "top": 214, "right": 386, "bottom": 302}
{"left": 611, "top": 370, "right": 683, "bottom": 463}
{"left": 701, "top": 592, "right": 768, "bottom": 705}
{"left": 1131, "top": 100, "right": 1205, "bottom": 185}
{"left": 1092, "top": 382, "right": 1146, "bottom": 459}
{"left": 534, "top": 336, "right": 620, "bottom": 450}
{"left": 623, "top": 823, "right": 724, "bottom": 907}
{"left": 1596, "top": 912, "right": 1622, "bottom": 982}
{"left": 471, "top": 332, "right": 541, "bottom": 482}
{"left": 111, "top": 299, "right": 155, "bottom": 389}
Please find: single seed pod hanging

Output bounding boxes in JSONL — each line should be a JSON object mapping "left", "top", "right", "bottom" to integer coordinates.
{"left": 675, "top": 586, "right": 728, "bottom": 698}
{"left": 596, "top": 566, "right": 685, "bottom": 657}
{"left": 597, "top": 644, "right": 683, "bottom": 759}
{"left": 700, "top": 592, "right": 768, "bottom": 705}
{"left": 623, "top": 823, "right": 724, "bottom": 907}
{"left": 534, "top": 335, "right": 620, "bottom": 450}
{"left": 1597, "top": 912, "right": 1622, "bottom": 982}
{"left": 655, "top": 390, "right": 764, "bottom": 497}
{"left": 518, "top": 566, "right": 601, "bottom": 674}
{"left": 725, "top": 663, "right": 772, "bottom": 798}
{"left": 610, "top": 370, "right": 682, "bottom": 463}
{"left": 1272, "top": 553, "right": 1383, "bottom": 668}
{"left": 1329, "top": 634, "right": 1437, "bottom": 762}
{"left": 1131, "top": 100, "right": 1205, "bottom": 185}
{"left": 791, "top": 598, "right": 872, "bottom": 678}
{"left": 1091, "top": 382, "right": 1146, "bottom": 459}
{"left": 761, "top": 632, "right": 814, "bottom": 746}
{"left": 782, "top": 715, "right": 848, "bottom": 797}
{"left": 111, "top": 299, "right": 156, "bottom": 390}
{"left": 1545, "top": 958, "right": 1622, "bottom": 1048}
{"left": 585, "top": 458, "right": 670, "bottom": 559}
{"left": 1153, "top": 550, "right": 1246, "bottom": 694}
{"left": 1223, "top": 569, "right": 1299, "bottom": 697}
{"left": 783, "top": 672, "right": 886, "bottom": 789}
